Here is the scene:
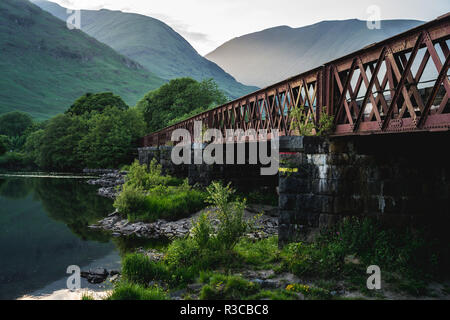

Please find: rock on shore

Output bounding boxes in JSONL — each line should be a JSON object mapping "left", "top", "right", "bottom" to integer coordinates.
{"left": 85, "top": 169, "right": 126, "bottom": 199}
{"left": 89, "top": 208, "right": 278, "bottom": 240}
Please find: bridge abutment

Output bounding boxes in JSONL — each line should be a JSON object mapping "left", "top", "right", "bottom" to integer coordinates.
{"left": 278, "top": 133, "right": 450, "bottom": 246}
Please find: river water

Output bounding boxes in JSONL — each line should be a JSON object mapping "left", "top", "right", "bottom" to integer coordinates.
{"left": 0, "top": 175, "right": 122, "bottom": 300}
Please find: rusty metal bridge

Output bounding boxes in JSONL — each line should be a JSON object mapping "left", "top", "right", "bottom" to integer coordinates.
{"left": 142, "top": 13, "right": 450, "bottom": 147}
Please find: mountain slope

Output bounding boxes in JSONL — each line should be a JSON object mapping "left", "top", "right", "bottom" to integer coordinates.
{"left": 206, "top": 19, "right": 424, "bottom": 87}
{"left": 0, "top": 0, "right": 165, "bottom": 120}
{"left": 32, "top": 0, "right": 258, "bottom": 99}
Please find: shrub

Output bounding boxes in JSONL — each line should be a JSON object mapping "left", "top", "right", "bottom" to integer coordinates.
{"left": 191, "top": 212, "right": 214, "bottom": 249}
{"left": 206, "top": 182, "right": 249, "bottom": 251}
{"left": 316, "top": 109, "right": 335, "bottom": 136}
{"left": 125, "top": 159, "right": 181, "bottom": 190}
{"left": 199, "top": 274, "right": 260, "bottom": 300}
{"left": 122, "top": 253, "right": 168, "bottom": 285}
{"left": 164, "top": 238, "right": 200, "bottom": 269}
{"left": 113, "top": 184, "right": 148, "bottom": 217}
{"left": 107, "top": 282, "right": 168, "bottom": 300}
{"left": 290, "top": 105, "right": 315, "bottom": 136}
{"left": 289, "top": 106, "right": 334, "bottom": 137}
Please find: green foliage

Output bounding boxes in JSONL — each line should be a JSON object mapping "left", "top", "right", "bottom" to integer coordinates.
{"left": 66, "top": 92, "right": 128, "bottom": 116}
{"left": 289, "top": 106, "right": 334, "bottom": 137}
{"left": 234, "top": 237, "right": 280, "bottom": 268}
{"left": 124, "top": 159, "right": 181, "bottom": 190}
{"left": 122, "top": 253, "right": 168, "bottom": 285}
{"left": 137, "top": 185, "right": 207, "bottom": 222}
{"left": 191, "top": 212, "right": 214, "bottom": 249}
{"left": 165, "top": 238, "right": 201, "bottom": 269}
{"left": 107, "top": 282, "right": 168, "bottom": 300}
{"left": 115, "top": 183, "right": 207, "bottom": 223}
{"left": 199, "top": 274, "right": 260, "bottom": 300}
{"left": 23, "top": 104, "right": 145, "bottom": 171}
{"left": 316, "top": 109, "right": 335, "bottom": 136}
{"left": 77, "top": 107, "right": 145, "bottom": 168}
{"left": 114, "top": 161, "right": 206, "bottom": 222}
{"left": 0, "top": 112, "right": 33, "bottom": 137}
{"left": 138, "top": 78, "right": 228, "bottom": 132}
{"left": 0, "top": 152, "right": 31, "bottom": 171}
{"left": 290, "top": 106, "right": 315, "bottom": 136}
{"left": 282, "top": 217, "right": 442, "bottom": 281}
{"left": 29, "top": 114, "right": 87, "bottom": 171}
{"left": 113, "top": 184, "right": 149, "bottom": 217}
{"left": 205, "top": 182, "right": 249, "bottom": 251}
{"left": 158, "top": 183, "right": 253, "bottom": 284}
{"left": 0, "top": 135, "right": 8, "bottom": 156}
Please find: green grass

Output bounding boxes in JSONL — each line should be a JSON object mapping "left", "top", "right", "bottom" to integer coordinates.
{"left": 136, "top": 188, "right": 207, "bottom": 222}
{"left": 0, "top": 0, "right": 164, "bottom": 120}
{"left": 199, "top": 274, "right": 260, "bottom": 300}
{"left": 116, "top": 185, "right": 207, "bottom": 223}
{"left": 282, "top": 217, "right": 443, "bottom": 280}
{"left": 114, "top": 160, "right": 208, "bottom": 223}
{"left": 122, "top": 253, "right": 168, "bottom": 285}
{"left": 107, "top": 282, "right": 168, "bottom": 300}
{"left": 234, "top": 237, "right": 280, "bottom": 269}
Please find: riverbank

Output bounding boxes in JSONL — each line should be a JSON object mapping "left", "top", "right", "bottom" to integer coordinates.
{"left": 84, "top": 168, "right": 450, "bottom": 301}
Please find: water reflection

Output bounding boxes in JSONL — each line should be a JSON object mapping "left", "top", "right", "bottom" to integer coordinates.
{"left": 0, "top": 177, "right": 117, "bottom": 300}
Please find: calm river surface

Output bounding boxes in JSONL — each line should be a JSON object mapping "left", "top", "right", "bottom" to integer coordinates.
{"left": 0, "top": 175, "right": 121, "bottom": 300}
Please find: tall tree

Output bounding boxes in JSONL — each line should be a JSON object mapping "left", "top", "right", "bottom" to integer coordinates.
{"left": 0, "top": 112, "right": 33, "bottom": 137}
{"left": 0, "top": 135, "right": 9, "bottom": 156}
{"left": 137, "top": 78, "right": 228, "bottom": 132}
{"left": 77, "top": 107, "right": 146, "bottom": 168}
{"left": 66, "top": 92, "right": 129, "bottom": 116}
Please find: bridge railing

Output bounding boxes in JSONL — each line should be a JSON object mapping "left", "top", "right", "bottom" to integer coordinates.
{"left": 143, "top": 13, "right": 450, "bottom": 147}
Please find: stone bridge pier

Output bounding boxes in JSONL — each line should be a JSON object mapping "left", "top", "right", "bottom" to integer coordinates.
{"left": 278, "top": 133, "right": 450, "bottom": 245}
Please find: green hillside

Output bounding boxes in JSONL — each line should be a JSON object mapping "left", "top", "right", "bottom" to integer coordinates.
{"left": 0, "top": 0, "right": 165, "bottom": 120}
{"left": 32, "top": 0, "right": 258, "bottom": 99}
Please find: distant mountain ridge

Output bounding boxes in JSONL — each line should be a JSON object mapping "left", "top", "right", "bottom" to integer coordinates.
{"left": 32, "top": 0, "right": 258, "bottom": 99}
{"left": 0, "top": 0, "right": 165, "bottom": 119}
{"left": 205, "top": 19, "right": 425, "bottom": 87}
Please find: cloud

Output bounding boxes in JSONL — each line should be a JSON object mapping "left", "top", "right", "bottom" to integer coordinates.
{"left": 149, "top": 12, "right": 217, "bottom": 48}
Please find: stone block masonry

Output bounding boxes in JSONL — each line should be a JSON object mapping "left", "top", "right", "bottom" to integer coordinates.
{"left": 138, "top": 143, "right": 278, "bottom": 191}
{"left": 278, "top": 133, "right": 450, "bottom": 246}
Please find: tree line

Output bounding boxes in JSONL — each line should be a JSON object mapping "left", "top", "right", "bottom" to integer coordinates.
{"left": 0, "top": 78, "right": 227, "bottom": 171}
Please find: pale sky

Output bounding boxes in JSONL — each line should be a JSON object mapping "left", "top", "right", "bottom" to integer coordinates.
{"left": 51, "top": 0, "right": 449, "bottom": 55}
